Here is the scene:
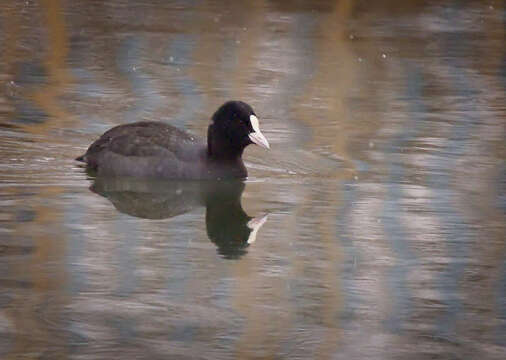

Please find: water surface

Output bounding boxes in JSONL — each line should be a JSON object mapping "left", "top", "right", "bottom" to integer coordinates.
{"left": 0, "top": 1, "right": 505, "bottom": 359}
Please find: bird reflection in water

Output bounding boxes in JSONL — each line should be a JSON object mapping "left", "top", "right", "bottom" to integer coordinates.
{"left": 89, "top": 175, "right": 268, "bottom": 259}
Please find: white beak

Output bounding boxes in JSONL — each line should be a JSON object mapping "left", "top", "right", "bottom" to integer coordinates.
{"left": 248, "top": 115, "right": 270, "bottom": 149}
{"left": 249, "top": 131, "right": 270, "bottom": 149}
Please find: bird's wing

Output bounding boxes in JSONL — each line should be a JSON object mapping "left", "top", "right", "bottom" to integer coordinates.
{"left": 85, "top": 121, "right": 203, "bottom": 160}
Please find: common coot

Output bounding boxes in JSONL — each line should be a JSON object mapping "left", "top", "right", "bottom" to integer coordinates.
{"left": 76, "top": 101, "right": 270, "bottom": 179}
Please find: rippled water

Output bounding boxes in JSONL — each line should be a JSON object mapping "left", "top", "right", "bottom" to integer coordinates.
{"left": 0, "top": 1, "right": 505, "bottom": 359}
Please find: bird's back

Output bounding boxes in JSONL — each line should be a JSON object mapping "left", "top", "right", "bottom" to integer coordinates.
{"left": 77, "top": 121, "right": 207, "bottom": 178}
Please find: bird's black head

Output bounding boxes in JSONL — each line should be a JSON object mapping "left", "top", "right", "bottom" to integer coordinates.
{"left": 208, "top": 101, "right": 269, "bottom": 159}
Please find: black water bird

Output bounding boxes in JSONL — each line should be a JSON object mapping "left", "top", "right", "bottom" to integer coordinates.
{"left": 76, "top": 101, "right": 270, "bottom": 179}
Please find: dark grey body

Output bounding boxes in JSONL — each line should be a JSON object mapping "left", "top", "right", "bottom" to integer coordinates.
{"left": 77, "top": 121, "right": 248, "bottom": 180}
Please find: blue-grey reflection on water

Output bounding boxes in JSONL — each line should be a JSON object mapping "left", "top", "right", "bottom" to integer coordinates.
{"left": 0, "top": 0, "right": 505, "bottom": 359}
{"left": 11, "top": 62, "right": 49, "bottom": 125}
{"left": 117, "top": 35, "right": 165, "bottom": 124}
{"left": 165, "top": 35, "right": 203, "bottom": 127}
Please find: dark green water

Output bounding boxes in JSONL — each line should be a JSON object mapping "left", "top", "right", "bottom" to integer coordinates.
{"left": 0, "top": 1, "right": 504, "bottom": 359}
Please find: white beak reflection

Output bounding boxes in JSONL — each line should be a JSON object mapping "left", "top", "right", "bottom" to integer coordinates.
{"left": 247, "top": 213, "right": 269, "bottom": 244}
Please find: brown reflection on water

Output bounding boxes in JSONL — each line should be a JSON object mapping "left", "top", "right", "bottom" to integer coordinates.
{"left": 5, "top": 189, "right": 67, "bottom": 360}
{"left": 1, "top": 1, "right": 72, "bottom": 359}
{"left": 29, "top": 0, "right": 73, "bottom": 134}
